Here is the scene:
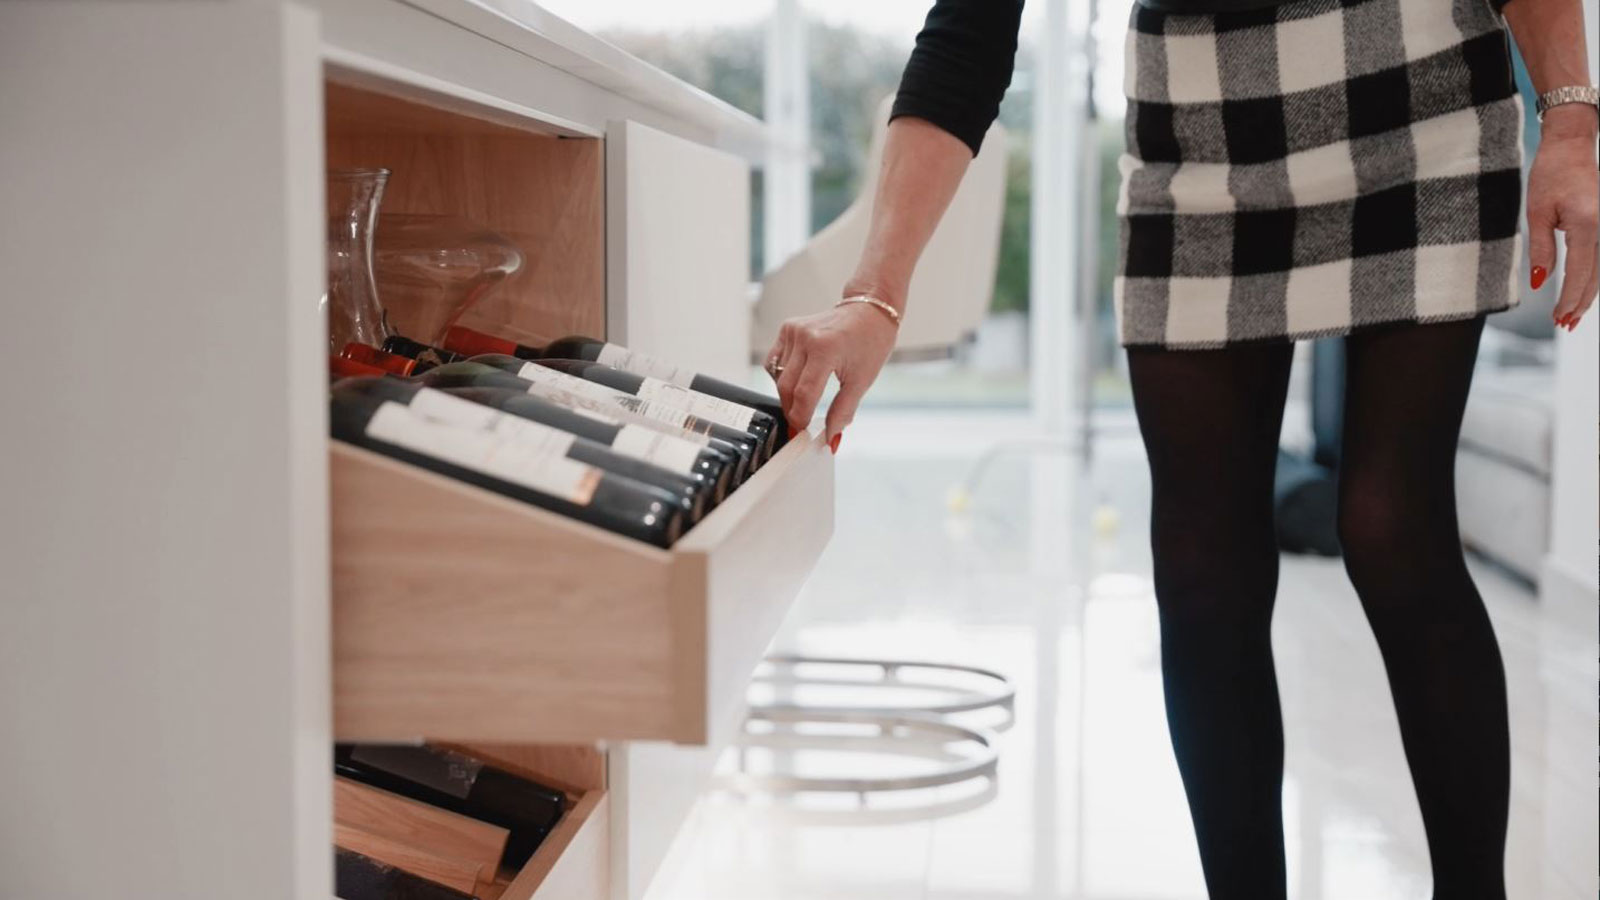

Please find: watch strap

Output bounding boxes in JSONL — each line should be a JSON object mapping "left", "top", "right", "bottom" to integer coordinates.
{"left": 1535, "top": 85, "right": 1600, "bottom": 122}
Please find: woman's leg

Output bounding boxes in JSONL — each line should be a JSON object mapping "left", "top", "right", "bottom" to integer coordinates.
{"left": 1128, "top": 341, "right": 1295, "bottom": 899}
{"left": 1337, "top": 316, "right": 1510, "bottom": 899}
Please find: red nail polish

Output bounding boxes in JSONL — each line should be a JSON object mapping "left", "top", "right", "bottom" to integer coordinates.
{"left": 1531, "top": 266, "right": 1548, "bottom": 290}
{"left": 828, "top": 433, "right": 842, "bottom": 454}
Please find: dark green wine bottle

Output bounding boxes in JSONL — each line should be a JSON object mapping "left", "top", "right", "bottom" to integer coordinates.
{"left": 457, "top": 356, "right": 764, "bottom": 479}
{"left": 415, "top": 361, "right": 751, "bottom": 486}
{"left": 533, "top": 358, "right": 777, "bottom": 466}
{"left": 441, "top": 385, "right": 729, "bottom": 507}
{"left": 442, "top": 326, "right": 788, "bottom": 447}
{"left": 334, "top": 377, "right": 708, "bottom": 521}
{"left": 330, "top": 389, "right": 686, "bottom": 547}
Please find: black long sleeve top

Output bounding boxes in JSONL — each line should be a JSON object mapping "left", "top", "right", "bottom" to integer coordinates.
{"left": 890, "top": 0, "right": 1515, "bottom": 157}
{"left": 889, "top": 0, "right": 1026, "bottom": 157}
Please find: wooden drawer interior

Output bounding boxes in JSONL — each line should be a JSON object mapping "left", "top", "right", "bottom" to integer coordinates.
{"left": 334, "top": 743, "right": 608, "bottom": 900}
{"left": 324, "top": 73, "right": 604, "bottom": 345}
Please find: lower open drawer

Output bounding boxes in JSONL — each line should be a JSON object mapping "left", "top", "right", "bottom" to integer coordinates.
{"left": 489, "top": 789, "right": 606, "bottom": 900}
{"left": 331, "top": 430, "right": 834, "bottom": 745}
{"left": 335, "top": 743, "right": 609, "bottom": 900}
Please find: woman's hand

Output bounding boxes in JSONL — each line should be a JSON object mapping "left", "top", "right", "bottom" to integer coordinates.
{"left": 766, "top": 300, "right": 898, "bottom": 445}
{"left": 1524, "top": 113, "right": 1598, "bottom": 331}
{"left": 763, "top": 116, "right": 975, "bottom": 446}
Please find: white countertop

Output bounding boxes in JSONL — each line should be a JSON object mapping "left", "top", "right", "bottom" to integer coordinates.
{"left": 401, "top": 0, "right": 769, "bottom": 152}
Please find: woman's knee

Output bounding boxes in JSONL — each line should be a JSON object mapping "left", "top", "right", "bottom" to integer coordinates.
{"left": 1337, "top": 480, "right": 1464, "bottom": 604}
{"left": 1150, "top": 521, "right": 1280, "bottom": 623}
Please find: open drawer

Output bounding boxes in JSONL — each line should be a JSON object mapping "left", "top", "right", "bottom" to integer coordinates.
{"left": 492, "top": 789, "right": 606, "bottom": 900}
{"left": 336, "top": 743, "right": 610, "bottom": 900}
{"left": 331, "top": 429, "right": 834, "bottom": 745}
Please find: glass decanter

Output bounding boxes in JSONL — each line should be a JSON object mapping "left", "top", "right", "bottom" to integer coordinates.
{"left": 325, "top": 168, "right": 392, "bottom": 353}
{"left": 373, "top": 214, "right": 525, "bottom": 346}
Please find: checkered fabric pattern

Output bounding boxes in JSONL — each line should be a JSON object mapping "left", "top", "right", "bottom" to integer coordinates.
{"left": 1115, "top": 0, "right": 1525, "bottom": 349}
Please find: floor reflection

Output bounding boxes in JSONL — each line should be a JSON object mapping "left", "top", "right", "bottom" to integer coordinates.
{"left": 647, "top": 415, "right": 1598, "bottom": 900}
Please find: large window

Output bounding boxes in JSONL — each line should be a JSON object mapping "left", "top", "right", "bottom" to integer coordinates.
{"left": 544, "top": 1, "right": 1083, "bottom": 413}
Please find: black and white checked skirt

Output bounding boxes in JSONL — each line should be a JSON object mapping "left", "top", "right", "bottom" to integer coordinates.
{"left": 1115, "top": 0, "right": 1525, "bottom": 349}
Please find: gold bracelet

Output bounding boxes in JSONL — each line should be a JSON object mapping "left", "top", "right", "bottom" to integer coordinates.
{"left": 836, "top": 294, "right": 902, "bottom": 326}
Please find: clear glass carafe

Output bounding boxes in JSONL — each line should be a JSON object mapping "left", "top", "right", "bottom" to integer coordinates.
{"left": 374, "top": 214, "right": 525, "bottom": 346}
{"left": 325, "top": 168, "right": 392, "bottom": 353}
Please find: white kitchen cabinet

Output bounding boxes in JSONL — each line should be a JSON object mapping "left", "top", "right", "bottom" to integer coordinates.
{"left": 0, "top": 2, "right": 829, "bottom": 898}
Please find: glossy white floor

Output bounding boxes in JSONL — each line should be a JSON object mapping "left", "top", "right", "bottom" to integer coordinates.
{"left": 647, "top": 411, "right": 1597, "bottom": 900}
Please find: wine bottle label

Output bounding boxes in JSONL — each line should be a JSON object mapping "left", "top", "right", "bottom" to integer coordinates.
{"left": 596, "top": 343, "right": 696, "bottom": 388}
{"left": 514, "top": 360, "right": 709, "bottom": 431}
{"left": 518, "top": 379, "right": 714, "bottom": 447}
{"left": 349, "top": 745, "right": 483, "bottom": 800}
{"left": 635, "top": 378, "right": 758, "bottom": 431}
{"left": 626, "top": 396, "right": 700, "bottom": 428}
{"left": 517, "top": 380, "right": 616, "bottom": 415}
{"left": 609, "top": 424, "right": 704, "bottom": 476}
{"left": 515, "top": 361, "right": 628, "bottom": 404}
{"left": 407, "top": 388, "right": 578, "bottom": 458}
{"left": 366, "top": 402, "right": 601, "bottom": 505}
{"left": 570, "top": 405, "right": 622, "bottom": 425}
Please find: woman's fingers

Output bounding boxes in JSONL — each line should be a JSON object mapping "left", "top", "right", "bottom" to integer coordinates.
{"left": 1565, "top": 268, "right": 1597, "bottom": 330}
{"left": 824, "top": 375, "right": 863, "bottom": 443}
{"left": 1555, "top": 224, "right": 1598, "bottom": 327}
{"left": 765, "top": 323, "right": 793, "bottom": 382}
{"left": 775, "top": 340, "right": 809, "bottom": 425}
{"left": 1528, "top": 203, "right": 1558, "bottom": 293}
{"left": 782, "top": 350, "right": 833, "bottom": 438}
{"left": 769, "top": 302, "right": 898, "bottom": 441}
{"left": 1533, "top": 132, "right": 1599, "bottom": 326}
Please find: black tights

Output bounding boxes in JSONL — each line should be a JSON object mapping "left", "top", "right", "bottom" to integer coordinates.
{"left": 1127, "top": 316, "right": 1510, "bottom": 899}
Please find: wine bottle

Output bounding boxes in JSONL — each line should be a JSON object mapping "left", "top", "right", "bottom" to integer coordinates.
{"left": 331, "top": 391, "right": 685, "bottom": 547}
{"left": 441, "top": 385, "right": 731, "bottom": 505}
{"left": 335, "top": 848, "right": 477, "bottom": 900}
{"left": 335, "top": 744, "right": 562, "bottom": 870}
{"left": 332, "top": 355, "right": 393, "bottom": 379}
{"left": 343, "top": 342, "right": 417, "bottom": 376}
{"left": 371, "top": 337, "right": 759, "bottom": 481}
{"left": 382, "top": 335, "right": 467, "bottom": 372}
{"left": 443, "top": 326, "right": 788, "bottom": 446}
{"left": 447, "top": 357, "right": 762, "bottom": 479}
{"left": 334, "top": 376, "right": 708, "bottom": 521}
{"left": 420, "top": 363, "right": 751, "bottom": 487}
{"left": 535, "top": 358, "right": 778, "bottom": 463}
{"left": 439, "top": 325, "right": 542, "bottom": 361}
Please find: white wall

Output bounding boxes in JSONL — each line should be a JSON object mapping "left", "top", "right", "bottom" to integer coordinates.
{"left": 0, "top": 3, "right": 329, "bottom": 897}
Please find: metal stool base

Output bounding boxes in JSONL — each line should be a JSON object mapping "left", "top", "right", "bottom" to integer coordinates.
{"left": 716, "top": 709, "right": 998, "bottom": 796}
{"left": 718, "top": 655, "right": 1014, "bottom": 797}
{"left": 751, "top": 655, "right": 1015, "bottom": 721}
